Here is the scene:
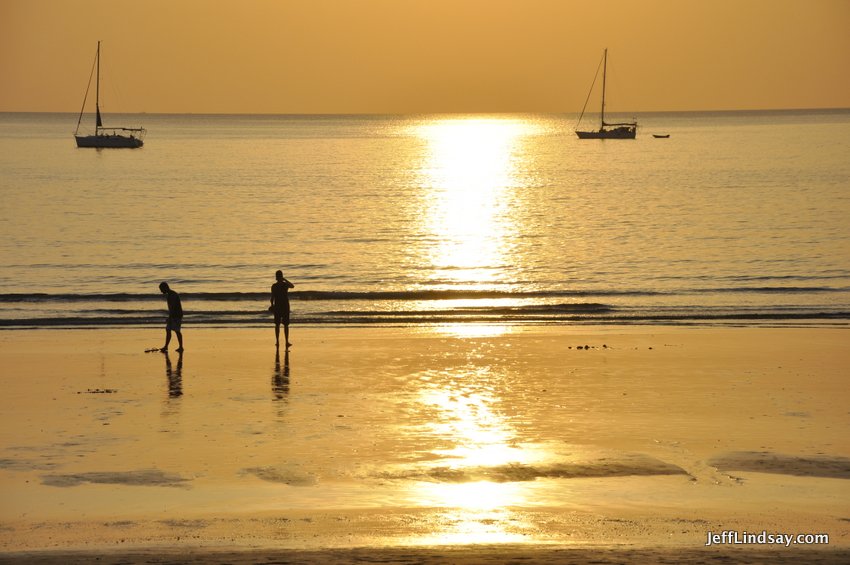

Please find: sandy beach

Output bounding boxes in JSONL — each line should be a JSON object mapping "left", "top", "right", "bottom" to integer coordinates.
{"left": 1, "top": 325, "right": 848, "bottom": 563}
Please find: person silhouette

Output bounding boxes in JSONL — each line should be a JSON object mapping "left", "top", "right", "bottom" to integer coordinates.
{"left": 159, "top": 282, "right": 184, "bottom": 352}
{"left": 270, "top": 270, "right": 294, "bottom": 348}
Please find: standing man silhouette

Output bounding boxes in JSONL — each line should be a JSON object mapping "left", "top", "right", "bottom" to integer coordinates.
{"left": 159, "top": 282, "right": 184, "bottom": 352}
{"left": 270, "top": 270, "right": 295, "bottom": 348}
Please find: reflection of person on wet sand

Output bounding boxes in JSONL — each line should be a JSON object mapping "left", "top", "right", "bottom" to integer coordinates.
{"left": 270, "top": 270, "right": 294, "bottom": 348}
{"left": 159, "top": 282, "right": 184, "bottom": 352}
{"left": 272, "top": 348, "right": 290, "bottom": 400}
{"left": 164, "top": 350, "right": 183, "bottom": 398}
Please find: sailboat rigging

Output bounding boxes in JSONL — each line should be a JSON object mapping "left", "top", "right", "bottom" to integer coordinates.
{"left": 575, "top": 49, "right": 637, "bottom": 139}
{"left": 74, "top": 41, "right": 145, "bottom": 148}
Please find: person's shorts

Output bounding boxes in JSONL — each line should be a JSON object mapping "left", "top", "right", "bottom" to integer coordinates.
{"left": 273, "top": 308, "right": 290, "bottom": 325}
{"left": 166, "top": 316, "right": 183, "bottom": 331}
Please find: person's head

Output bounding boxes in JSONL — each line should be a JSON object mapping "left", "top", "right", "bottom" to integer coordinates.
{"left": 275, "top": 270, "right": 283, "bottom": 281}
{"left": 159, "top": 282, "right": 170, "bottom": 294}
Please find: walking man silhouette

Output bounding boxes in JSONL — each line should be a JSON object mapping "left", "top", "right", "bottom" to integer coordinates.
{"left": 159, "top": 282, "right": 184, "bottom": 352}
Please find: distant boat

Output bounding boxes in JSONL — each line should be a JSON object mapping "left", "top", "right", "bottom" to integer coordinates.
{"left": 575, "top": 48, "right": 637, "bottom": 139}
{"left": 653, "top": 134, "right": 670, "bottom": 138}
{"left": 74, "top": 41, "right": 145, "bottom": 148}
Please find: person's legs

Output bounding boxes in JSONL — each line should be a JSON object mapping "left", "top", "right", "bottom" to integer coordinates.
{"left": 162, "top": 317, "right": 183, "bottom": 351}
{"left": 284, "top": 309, "right": 292, "bottom": 347}
{"left": 161, "top": 327, "right": 172, "bottom": 351}
{"left": 274, "top": 311, "right": 281, "bottom": 345}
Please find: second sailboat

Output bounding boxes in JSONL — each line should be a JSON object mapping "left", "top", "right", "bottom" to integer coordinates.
{"left": 575, "top": 49, "right": 637, "bottom": 139}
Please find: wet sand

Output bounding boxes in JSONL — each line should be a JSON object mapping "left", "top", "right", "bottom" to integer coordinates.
{"left": 0, "top": 325, "right": 848, "bottom": 563}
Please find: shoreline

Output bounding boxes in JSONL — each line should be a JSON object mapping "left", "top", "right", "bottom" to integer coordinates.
{"left": 6, "top": 546, "right": 850, "bottom": 565}
{"left": 1, "top": 325, "right": 848, "bottom": 560}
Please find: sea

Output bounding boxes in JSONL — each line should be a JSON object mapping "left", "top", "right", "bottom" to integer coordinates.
{"left": 1, "top": 110, "right": 849, "bottom": 328}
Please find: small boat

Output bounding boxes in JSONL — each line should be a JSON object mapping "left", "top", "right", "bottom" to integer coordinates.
{"left": 575, "top": 48, "right": 637, "bottom": 140}
{"left": 653, "top": 134, "right": 670, "bottom": 138}
{"left": 74, "top": 41, "right": 145, "bottom": 148}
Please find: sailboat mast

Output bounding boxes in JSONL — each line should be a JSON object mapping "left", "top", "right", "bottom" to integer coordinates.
{"left": 95, "top": 41, "right": 102, "bottom": 130}
{"left": 600, "top": 48, "right": 607, "bottom": 129}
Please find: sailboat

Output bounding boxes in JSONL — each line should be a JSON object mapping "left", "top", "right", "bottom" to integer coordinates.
{"left": 575, "top": 48, "right": 636, "bottom": 139}
{"left": 74, "top": 41, "right": 145, "bottom": 148}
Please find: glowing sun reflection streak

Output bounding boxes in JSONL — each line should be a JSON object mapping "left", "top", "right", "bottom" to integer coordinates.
{"left": 401, "top": 368, "right": 550, "bottom": 544}
{"left": 415, "top": 118, "right": 532, "bottom": 286}
{"left": 407, "top": 482, "right": 535, "bottom": 545}
{"left": 432, "top": 323, "right": 516, "bottom": 339}
{"left": 419, "top": 386, "right": 527, "bottom": 468}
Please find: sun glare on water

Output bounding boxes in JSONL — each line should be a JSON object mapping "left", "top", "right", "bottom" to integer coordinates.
{"left": 414, "top": 117, "right": 532, "bottom": 287}
{"left": 408, "top": 117, "right": 536, "bottom": 337}
{"left": 399, "top": 368, "right": 553, "bottom": 544}
{"left": 395, "top": 119, "right": 553, "bottom": 543}
{"left": 407, "top": 482, "right": 533, "bottom": 546}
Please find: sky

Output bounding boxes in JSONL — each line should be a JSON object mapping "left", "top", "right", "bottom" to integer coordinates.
{"left": 1, "top": 0, "right": 849, "bottom": 114}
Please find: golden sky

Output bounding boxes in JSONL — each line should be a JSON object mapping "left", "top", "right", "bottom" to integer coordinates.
{"left": 1, "top": 0, "right": 848, "bottom": 114}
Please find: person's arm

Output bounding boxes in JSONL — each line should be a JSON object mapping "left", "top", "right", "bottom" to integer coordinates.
{"left": 270, "top": 285, "right": 276, "bottom": 308}
{"left": 283, "top": 278, "right": 294, "bottom": 289}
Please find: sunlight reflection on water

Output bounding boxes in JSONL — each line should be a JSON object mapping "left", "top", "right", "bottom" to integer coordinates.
{"left": 397, "top": 357, "right": 552, "bottom": 544}
{"left": 413, "top": 118, "right": 535, "bottom": 288}
{"left": 427, "top": 322, "right": 516, "bottom": 338}
{"left": 404, "top": 484, "right": 535, "bottom": 545}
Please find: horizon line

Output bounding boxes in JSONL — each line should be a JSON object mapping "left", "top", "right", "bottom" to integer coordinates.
{"left": 3, "top": 107, "right": 850, "bottom": 118}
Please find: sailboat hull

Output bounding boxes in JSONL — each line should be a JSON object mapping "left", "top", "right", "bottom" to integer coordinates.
{"left": 576, "top": 126, "right": 636, "bottom": 140}
{"left": 75, "top": 134, "right": 143, "bottom": 148}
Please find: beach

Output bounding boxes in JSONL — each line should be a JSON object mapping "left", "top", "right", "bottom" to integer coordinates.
{"left": 1, "top": 325, "right": 848, "bottom": 563}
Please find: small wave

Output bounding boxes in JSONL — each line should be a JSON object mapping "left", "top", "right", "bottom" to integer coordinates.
{"left": 691, "top": 286, "right": 846, "bottom": 294}
{"left": 0, "top": 289, "right": 660, "bottom": 304}
{"left": 2, "top": 285, "right": 846, "bottom": 305}
{"left": 0, "top": 317, "right": 168, "bottom": 327}
{"left": 2, "top": 308, "right": 849, "bottom": 328}
{"left": 0, "top": 292, "right": 265, "bottom": 303}
{"left": 294, "top": 289, "right": 663, "bottom": 301}
{"left": 612, "top": 311, "right": 850, "bottom": 322}
{"left": 325, "top": 303, "right": 611, "bottom": 316}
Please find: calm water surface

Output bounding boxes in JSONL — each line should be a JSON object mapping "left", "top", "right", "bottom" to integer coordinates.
{"left": 1, "top": 110, "right": 849, "bottom": 326}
